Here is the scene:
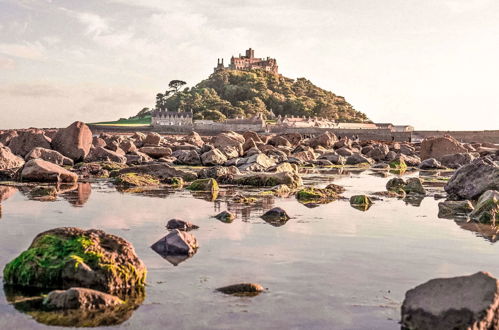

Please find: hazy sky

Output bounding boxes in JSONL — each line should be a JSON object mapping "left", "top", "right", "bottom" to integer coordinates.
{"left": 0, "top": 0, "right": 498, "bottom": 130}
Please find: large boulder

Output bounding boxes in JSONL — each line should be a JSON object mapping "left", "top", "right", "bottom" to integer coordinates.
{"left": 21, "top": 159, "right": 78, "bottom": 183}
{"left": 201, "top": 149, "right": 228, "bottom": 166}
{"left": 183, "top": 131, "right": 204, "bottom": 147}
{"left": 51, "top": 121, "right": 92, "bottom": 162}
{"left": 440, "top": 152, "right": 475, "bottom": 169}
{"left": 437, "top": 200, "right": 474, "bottom": 218}
{"left": 268, "top": 135, "right": 291, "bottom": 148}
{"left": 151, "top": 230, "right": 198, "bottom": 256}
{"left": 0, "top": 145, "right": 25, "bottom": 170}
{"left": 172, "top": 150, "right": 201, "bottom": 166}
{"left": 0, "top": 130, "right": 18, "bottom": 146}
{"left": 143, "top": 132, "right": 162, "bottom": 146}
{"left": 445, "top": 157, "right": 499, "bottom": 200}
{"left": 419, "top": 158, "right": 445, "bottom": 170}
{"left": 366, "top": 144, "right": 389, "bottom": 161}
{"left": 261, "top": 207, "right": 290, "bottom": 226}
{"left": 420, "top": 135, "right": 467, "bottom": 161}
{"left": 8, "top": 129, "right": 51, "bottom": 157}
{"left": 213, "top": 131, "right": 244, "bottom": 151}
{"left": 139, "top": 146, "right": 172, "bottom": 159}
{"left": 3, "top": 227, "right": 147, "bottom": 293}
{"left": 187, "top": 178, "right": 219, "bottom": 192}
{"left": 346, "top": 153, "right": 374, "bottom": 165}
{"left": 237, "top": 153, "right": 276, "bottom": 172}
{"left": 233, "top": 171, "right": 302, "bottom": 188}
{"left": 25, "top": 147, "right": 74, "bottom": 166}
{"left": 309, "top": 131, "right": 337, "bottom": 149}
{"left": 43, "top": 287, "right": 124, "bottom": 310}
{"left": 470, "top": 190, "right": 498, "bottom": 224}
{"left": 85, "top": 147, "right": 127, "bottom": 164}
{"left": 197, "top": 165, "right": 240, "bottom": 181}
{"left": 401, "top": 272, "right": 499, "bottom": 330}
{"left": 116, "top": 163, "right": 197, "bottom": 182}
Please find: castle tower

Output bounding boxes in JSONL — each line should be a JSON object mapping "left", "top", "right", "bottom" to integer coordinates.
{"left": 245, "top": 48, "right": 255, "bottom": 58}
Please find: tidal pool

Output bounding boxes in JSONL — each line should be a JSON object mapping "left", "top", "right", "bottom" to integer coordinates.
{"left": 0, "top": 169, "right": 498, "bottom": 329}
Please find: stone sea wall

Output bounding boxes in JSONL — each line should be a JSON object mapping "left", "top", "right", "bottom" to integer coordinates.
{"left": 412, "top": 130, "right": 499, "bottom": 144}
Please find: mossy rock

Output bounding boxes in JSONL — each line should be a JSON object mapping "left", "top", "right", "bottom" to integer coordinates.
{"left": 386, "top": 178, "right": 407, "bottom": 192}
{"left": 389, "top": 158, "right": 407, "bottom": 170}
{"left": 115, "top": 173, "right": 159, "bottom": 187}
{"left": 470, "top": 190, "right": 498, "bottom": 224}
{"left": 3, "top": 227, "right": 147, "bottom": 294}
{"left": 163, "top": 176, "right": 184, "bottom": 188}
{"left": 295, "top": 187, "right": 339, "bottom": 204}
{"left": 350, "top": 195, "right": 373, "bottom": 206}
{"left": 403, "top": 178, "right": 426, "bottom": 195}
{"left": 186, "top": 178, "right": 219, "bottom": 192}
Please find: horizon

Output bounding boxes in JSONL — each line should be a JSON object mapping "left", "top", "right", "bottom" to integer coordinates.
{"left": 1, "top": 0, "right": 498, "bottom": 130}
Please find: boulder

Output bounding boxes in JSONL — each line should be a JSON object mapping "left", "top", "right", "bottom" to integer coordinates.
{"left": 131, "top": 132, "right": 147, "bottom": 147}
{"left": 296, "top": 187, "right": 340, "bottom": 204}
{"left": 218, "top": 145, "right": 241, "bottom": 159}
{"left": 243, "top": 131, "right": 262, "bottom": 143}
{"left": 51, "top": 121, "right": 92, "bottom": 161}
{"left": 346, "top": 153, "right": 374, "bottom": 165}
{"left": 420, "top": 135, "right": 467, "bottom": 160}
{"left": 3, "top": 227, "right": 147, "bottom": 293}
{"left": 470, "top": 190, "right": 498, "bottom": 224}
{"left": 404, "top": 178, "right": 426, "bottom": 195}
{"left": 0, "top": 130, "right": 18, "bottom": 146}
{"left": 43, "top": 287, "right": 124, "bottom": 310}
{"left": 440, "top": 152, "right": 475, "bottom": 169}
{"left": 25, "top": 147, "right": 74, "bottom": 166}
{"left": 143, "top": 132, "right": 162, "bottom": 146}
{"left": 309, "top": 131, "right": 337, "bottom": 149}
{"left": 213, "top": 131, "right": 244, "bottom": 149}
{"left": 187, "top": 178, "right": 219, "bottom": 192}
{"left": 268, "top": 135, "right": 291, "bottom": 147}
{"left": 119, "top": 140, "right": 137, "bottom": 154}
{"left": 0, "top": 145, "right": 25, "bottom": 170}
{"left": 419, "top": 158, "right": 444, "bottom": 170}
{"left": 166, "top": 219, "right": 199, "bottom": 231}
{"left": 115, "top": 173, "right": 159, "bottom": 187}
{"left": 201, "top": 149, "right": 228, "bottom": 166}
{"left": 438, "top": 200, "right": 474, "bottom": 218}
{"left": 151, "top": 230, "right": 198, "bottom": 256}
{"left": 319, "top": 152, "right": 346, "bottom": 165}
{"left": 198, "top": 165, "right": 240, "bottom": 181}
{"left": 445, "top": 157, "right": 499, "bottom": 200}
{"left": 92, "top": 137, "right": 107, "bottom": 148}
{"left": 21, "top": 159, "right": 78, "bottom": 183}
{"left": 173, "top": 149, "right": 201, "bottom": 166}
{"left": 350, "top": 195, "right": 373, "bottom": 207}
{"left": 261, "top": 207, "right": 290, "bottom": 226}
{"left": 0, "top": 186, "right": 17, "bottom": 202}
{"left": 401, "top": 272, "right": 499, "bottom": 330}
{"left": 183, "top": 131, "right": 204, "bottom": 147}
{"left": 139, "top": 146, "right": 172, "bottom": 159}
{"left": 233, "top": 171, "right": 302, "bottom": 188}
{"left": 237, "top": 153, "right": 276, "bottom": 172}
{"left": 117, "top": 164, "right": 197, "bottom": 182}
{"left": 215, "top": 210, "right": 236, "bottom": 223}
{"left": 335, "top": 147, "right": 354, "bottom": 157}
{"left": 386, "top": 177, "right": 406, "bottom": 192}
{"left": 85, "top": 147, "right": 127, "bottom": 164}
{"left": 8, "top": 130, "right": 51, "bottom": 157}
{"left": 216, "top": 283, "right": 264, "bottom": 296}
{"left": 125, "top": 151, "right": 152, "bottom": 165}
{"left": 366, "top": 144, "right": 389, "bottom": 161}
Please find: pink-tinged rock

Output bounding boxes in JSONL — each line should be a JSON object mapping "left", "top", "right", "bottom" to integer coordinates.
{"left": 51, "top": 121, "right": 93, "bottom": 161}
{"left": 21, "top": 159, "right": 78, "bottom": 183}
{"left": 8, "top": 130, "right": 51, "bottom": 157}
{"left": 0, "top": 145, "right": 25, "bottom": 170}
{"left": 420, "top": 135, "right": 467, "bottom": 161}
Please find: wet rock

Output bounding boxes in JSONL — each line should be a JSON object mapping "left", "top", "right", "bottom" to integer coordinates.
{"left": 85, "top": 147, "right": 127, "bottom": 164}
{"left": 373, "top": 190, "right": 406, "bottom": 198}
{"left": 0, "top": 145, "right": 25, "bottom": 170}
{"left": 215, "top": 210, "right": 236, "bottom": 223}
{"left": 440, "top": 152, "right": 475, "bottom": 169}
{"left": 201, "top": 148, "right": 228, "bottom": 166}
{"left": 349, "top": 195, "right": 373, "bottom": 211}
{"left": 139, "top": 146, "right": 172, "bottom": 159}
{"left": 366, "top": 144, "right": 389, "bottom": 161}
{"left": 420, "top": 135, "right": 467, "bottom": 160}
{"left": 419, "top": 158, "right": 444, "bottom": 170}
{"left": 3, "top": 227, "right": 147, "bottom": 293}
{"left": 44, "top": 287, "right": 124, "bottom": 310}
{"left": 115, "top": 173, "right": 159, "bottom": 187}
{"left": 51, "top": 121, "right": 93, "bottom": 162}
{"left": 117, "top": 164, "right": 197, "bottom": 182}
{"left": 401, "top": 271, "right": 499, "bottom": 330}
{"left": 261, "top": 207, "right": 290, "bottom": 226}
{"left": 296, "top": 187, "right": 340, "bottom": 204}
{"left": 234, "top": 171, "right": 302, "bottom": 188}
{"left": 389, "top": 157, "right": 408, "bottom": 170}
{"left": 21, "top": 159, "right": 78, "bottom": 183}
{"left": 445, "top": 157, "right": 499, "bottom": 200}
{"left": 216, "top": 283, "right": 265, "bottom": 296}
{"left": 386, "top": 178, "right": 406, "bottom": 192}
{"left": 25, "top": 147, "right": 74, "bottom": 166}
{"left": 125, "top": 151, "right": 152, "bottom": 165}
{"left": 143, "top": 132, "right": 162, "bottom": 146}
{"left": 336, "top": 147, "right": 354, "bottom": 157}
{"left": 470, "top": 190, "right": 498, "bottom": 224}
{"left": 187, "top": 178, "right": 219, "bottom": 192}
{"left": 404, "top": 178, "right": 426, "bottom": 195}
{"left": 166, "top": 219, "right": 199, "bottom": 231}
{"left": 151, "top": 229, "right": 198, "bottom": 256}
{"left": 8, "top": 130, "right": 52, "bottom": 158}
{"left": 438, "top": 200, "right": 474, "bottom": 218}
{"left": 319, "top": 152, "right": 346, "bottom": 165}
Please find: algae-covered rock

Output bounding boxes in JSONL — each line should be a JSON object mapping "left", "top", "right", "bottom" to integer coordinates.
{"left": 470, "top": 190, "right": 498, "bottom": 224}
{"left": 166, "top": 219, "right": 199, "bottom": 231}
{"left": 115, "top": 173, "right": 160, "bottom": 187}
{"left": 3, "top": 227, "right": 147, "bottom": 293}
{"left": 187, "top": 178, "right": 219, "bottom": 192}
{"left": 261, "top": 207, "right": 290, "bottom": 226}
{"left": 296, "top": 187, "right": 340, "bottom": 204}
{"left": 233, "top": 171, "right": 302, "bottom": 188}
{"left": 216, "top": 283, "right": 265, "bottom": 296}
{"left": 404, "top": 178, "right": 426, "bottom": 195}
{"left": 163, "top": 176, "right": 184, "bottom": 187}
{"left": 386, "top": 177, "right": 406, "bottom": 192}
{"left": 350, "top": 195, "right": 373, "bottom": 211}
{"left": 389, "top": 158, "right": 408, "bottom": 170}
{"left": 214, "top": 210, "right": 236, "bottom": 223}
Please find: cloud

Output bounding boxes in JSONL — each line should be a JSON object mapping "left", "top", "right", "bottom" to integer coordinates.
{"left": 0, "top": 42, "right": 45, "bottom": 60}
{"left": 0, "top": 56, "right": 16, "bottom": 69}
{"left": 443, "top": 0, "right": 493, "bottom": 13}
{"left": 0, "top": 83, "right": 64, "bottom": 97}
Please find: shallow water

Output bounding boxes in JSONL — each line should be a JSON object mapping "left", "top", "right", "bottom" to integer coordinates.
{"left": 0, "top": 169, "right": 498, "bottom": 330}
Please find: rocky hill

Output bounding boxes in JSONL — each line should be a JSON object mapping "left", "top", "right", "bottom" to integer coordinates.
{"left": 164, "top": 69, "right": 370, "bottom": 123}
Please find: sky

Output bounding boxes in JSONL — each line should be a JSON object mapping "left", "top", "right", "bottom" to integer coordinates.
{"left": 0, "top": 0, "right": 498, "bottom": 130}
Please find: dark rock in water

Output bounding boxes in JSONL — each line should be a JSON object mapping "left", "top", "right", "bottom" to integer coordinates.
{"left": 469, "top": 190, "right": 498, "bottom": 224}
{"left": 215, "top": 211, "right": 236, "bottom": 223}
{"left": 349, "top": 195, "right": 373, "bottom": 211}
{"left": 216, "top": 283, "right": 265, "bottom": 296}
{"left": 261, "top": 207, "right": 290, "bottom": 226}
{"left": 233, "top": 171, "right": 303, "bottom": 188}
{"left": 29, "top": 186, "right": 58, "bottom": 201}
{"left": 325, "top": 183, "right": 346, "bottom": 194}
{"left": 3, "top": 227, "right": 147, "bottom": 293}
{"left": 445, "top": 157, "right": 499, "bottom": 200}
{"left": 117, "top": 163, "right": 197, "bottom": 182}
{"left": 198, "top": 165, "right": 240, "bottom": 181}
{"left": 296, "top": 187, "right": 340, "bottom": 205}
{"left": 166, "top": 219, "right": 199, "bottom": 231}
{"left": 386, "top": 177, "right": 406, "bottom": 192}
{"left": 114, "top": 173, "right": 159, "bottom": 187}
{"left": 187, "top": 178, "right": 219, "bottom": 192}
{"left": 44, "top": 287, "right": 123, "bottom": 310}
{"left": 401, "top": 271, "right": 499, "bottom": 330}
{"left": 440, "top": 152, "right": 475, "bottom": 169}
{"left": 386, "top": 177, "right": 426, "bottom": 195}
{"left": 437, "top": 200, "right": 474, "bottom": 218}
{"left": 21, "top": 159, "right": 78, "bottom": 183}
{"left": 51, "top": 121, "right": 93, "bottom": 162}
{"left": 151, "top": 229, "right": 198, "bottom": 256}
{"left": 419, "top": 158, "right": 445, "bottom": 170}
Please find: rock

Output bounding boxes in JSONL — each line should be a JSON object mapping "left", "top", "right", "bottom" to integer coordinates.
{"left": 43, "top": 287, "right": 124, "bottom": 310}
{"left": 233, "top": 171, "right": 302, "bottom": 188}
{"left": 242, "top": 131, "right": 262, "bottom": 143}
{"left": 470, "top": 190, "right": 498, "bottom": 224}
{"left": 0, "top": 145, "right": 25, "bottom": 170}
{"left": 0, "top": 130, "right": 18, "bottom": 146}
{"left": 131, "top": 132, "right": 146, "bottom": 147}
{"left": 85, "top": 147, "right": 127, "bottom": 164}
{"left": 198, "top": 165, "right": 240, "bottom": 181}
{"left": 163, "top": 176, "right": 184, "bottom": 187}
{"left": 237, "top": 153, "right": 276, "bottom": 172}
{"left": 420, "top": 135, "right": 467, "bottom": 160}
{"left": 143, "top": 132, "right": 162, "bottom": 146}
{"left": 25, "top": 147, "right": 74, "bottom": 166}
{"left": 269, "top": 184, "right": 293, "bottom": 197}
{"left": 166, "top": 219, "right": 199, "bottom": 231}
{"left": 386, "top": 178, "right": 407, "bottom": 192}
{"left": 325, "top": 183, "right": 346, "bottom": 194}
{"left": 269, "top": 162, "right": 298, "bottom": 174}
{"left": 115, "top": 173, "right": 159, "bottom": 187}
{"left": 291, "top": 150, "right": 316, "bottom": 162}
{"left": 216, "top": 283, "right": 265, "bottom": 296}
{"left": 404, "top": 178, "right": 426, "bottom": 195}
{"left": 261, "top": 207, "right": 290, "bottom": 226}
{"left": 309, "top": 131, "right": 337, "bottom": 149}
{"left": 51, "top": 121, "right": 93, "bottom": 161}
{"left": 401, "top": 271, "right": 499, "bottom": 330}
{"left": 0, "top": 186, "right": 17, "bottom": 202}
{"left": 445, "top": 157, "right": 499, "bottom": 200}
{"left": 187, "top": 178, "right": 219, "bottom": 192}
{"left": 296, "top": 187, "right": 340, "bottom": 204}
{"left": 319, "top": 152, "right": 346, "bottom": 165}
{"left": 125, "top": 151, "right": 153, "bottom": 165}
{"left": 21, "top": 159, "right": 78, "bottom": 183}
{"left": 385, "top": 150, "right": 398, "bottom": 162}
{"left": 389, "top": 157, "right": 408, "bottom": 170}
{"left": 419, "top": 158, "right": 444, "bottom": 170}
{"left": 92, "top": 137, "right": 107, "bottom": 148}
{"left": 119, "top": 140, "right": 137, "bottom": 154}
{"left": 268, "top": 135, "right": 291, "bottom": 147}
{"left": 183, "top": 131, "right": 204, "bottom": 147}
{"left": 334, "top": 138, "right": 352, "bottom": 149}
{"left": 201, "top": 149, "right": 228, "bottom": 166}
{"left": 173, "top": 149, "right": 201, "bottom": 166}
{"left": 346, "top": 153, "right": 374, "bottom": 165}
{"left": 139, "top": 146, "right": 172, "bottom": 159}
{"left": 3, "top": 227, "right": 147, "bottom": 293}
{"left": 438, "top": 200, "right": 474, "bottom": 218}
{"left": 440, "top": 152, "right": 475, "bottom": 169}
{"left": 8, "top": 130, "right": 52, "bottom": 158}
{"left": 29, "top": 186, "right": 58, "bottom": 201}
{"left": 336, "top": 147, "right": 354, "bottom": 157}
{"left": 151, "top": 230, "right": 198, "bottom": 256}
{"left": 117, "top": 163, "right": 197, "bottom": 182}
{"left": 215, "top": 211, "right": 236, "bottom": 223}
{"left": 350, "top": 195, "right": 373, "bottom": 207}
{"left": 366, "top": 144, "right": 389, "bottom": 161}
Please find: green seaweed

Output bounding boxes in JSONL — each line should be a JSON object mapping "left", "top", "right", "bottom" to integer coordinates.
{"left": 115, "top": 173, "right": 159, "bottom": 187}
{"left": 186, "top": 178, "right": 219, "bottom": 192}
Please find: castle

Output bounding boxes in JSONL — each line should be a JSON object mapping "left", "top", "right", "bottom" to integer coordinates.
{"left": 214, "top": 48, "right": 278, "bottom": 74}
{"left": 151, "top": 109, "right": 193, "bottom": 126}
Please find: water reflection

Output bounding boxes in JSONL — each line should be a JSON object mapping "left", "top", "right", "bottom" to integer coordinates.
{"left": 455, "top": 221, "right": 499, "bottom": 243}
{"left": 4, "top": 285, "right": 145, "bottom": 327}
{"left": 60, "top": 183, "right": 92, "bottom": 207}
{"left": 404, "top": 195, "right": 425, "bottom": 207}
{"left": 0, "top": 186, "right": 17, "bottom": 219}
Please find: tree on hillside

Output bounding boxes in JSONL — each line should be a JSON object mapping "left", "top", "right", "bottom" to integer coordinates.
{"left": 168, "top": 80, "right": 187, "bottom": 93}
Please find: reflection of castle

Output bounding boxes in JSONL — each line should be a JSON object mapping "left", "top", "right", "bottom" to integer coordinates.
{"left": 214, "top": 48, "right": 278, "bottom": 74}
